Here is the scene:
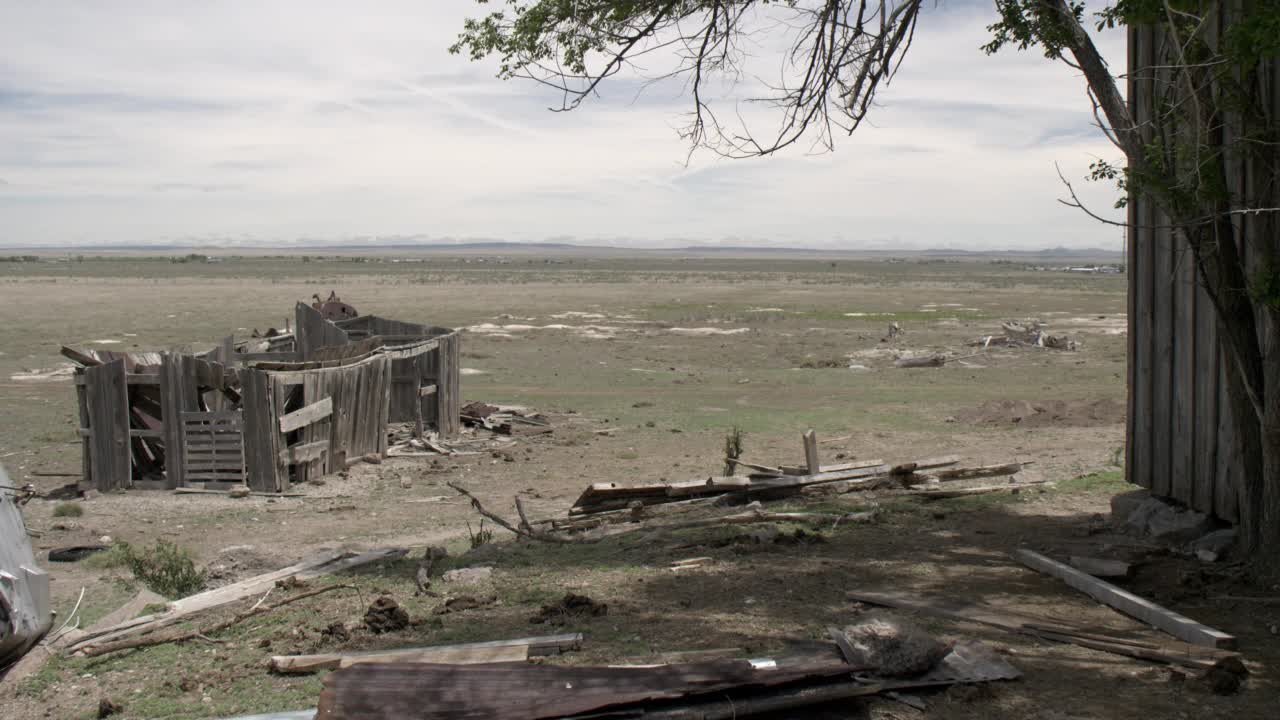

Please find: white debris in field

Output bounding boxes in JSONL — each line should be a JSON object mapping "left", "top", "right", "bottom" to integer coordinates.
{"left": 460, "top": 368, "right": 488, "bottom": 376}
{"left": 90, "top": 339, "right": 121, "bottom": 344}
{"left": 10, "top": 364, "right": 76, "bottom": 382}
{"left": 667, "top": 327, "right": 750, "bottom": 336}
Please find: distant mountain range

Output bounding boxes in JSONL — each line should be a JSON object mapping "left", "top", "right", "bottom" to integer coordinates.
{"left": 2, "top": 239, "right": 1123, "bottom": 259}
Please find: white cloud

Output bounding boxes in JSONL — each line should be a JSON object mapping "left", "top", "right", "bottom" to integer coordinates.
{"left": 0, "top": 1, "right": 1127, "bottom": 249}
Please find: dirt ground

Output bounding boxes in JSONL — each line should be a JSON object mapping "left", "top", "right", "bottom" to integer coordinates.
{"left": 1, "top": 253, "right": 1275, "bottom": 719}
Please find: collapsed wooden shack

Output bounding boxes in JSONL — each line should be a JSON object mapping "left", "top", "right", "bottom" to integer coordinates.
{"left": 68, "top": 303, "right": 460, "bottom": 494}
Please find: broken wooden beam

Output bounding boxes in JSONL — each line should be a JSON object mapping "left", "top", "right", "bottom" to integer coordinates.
{"left": 1014, "top": 549, "right": 1236, "bottom": 649}
{"left": 802, "top": 429, "right": 820, "bottom": 475}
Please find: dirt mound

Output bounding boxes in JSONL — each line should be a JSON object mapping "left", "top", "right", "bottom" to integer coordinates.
{"left": 958, "top": 398, "right": 1125, "bottom": 428}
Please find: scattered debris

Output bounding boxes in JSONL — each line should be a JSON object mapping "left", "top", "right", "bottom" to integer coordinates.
{"left": 969, "top": 320, "right": 1076, "bottom": 350}
{"left": 364, "top": 596, "right": 410, "bottom": 634}
{"left": 415, "top": 546, "right": 449, "bottom": 596}
{"left": 441, "top": 566, "right": 494, "bottom": 585}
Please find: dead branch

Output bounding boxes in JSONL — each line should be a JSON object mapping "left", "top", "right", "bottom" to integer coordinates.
{"left": 447, "top": 482, "right": 576, "bottom": 543}
{"left": 80, "top": 583, "right": 356, "bottom": 658}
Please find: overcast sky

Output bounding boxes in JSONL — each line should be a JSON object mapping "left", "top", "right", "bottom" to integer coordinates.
{"left": 0, "top": 1, "right": 1127, "bottom": 250}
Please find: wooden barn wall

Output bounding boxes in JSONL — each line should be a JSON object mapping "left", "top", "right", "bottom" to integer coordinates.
{"left": 1127, "top": 13, "right": 1279, "bottom": 523}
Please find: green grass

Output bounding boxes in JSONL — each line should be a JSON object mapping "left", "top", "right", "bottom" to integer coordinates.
{"left": 51, "top": 502, "right": 83, "bottom": 517}
{"left": 1054, "top": 469, "right": 1134, "bottom": 494}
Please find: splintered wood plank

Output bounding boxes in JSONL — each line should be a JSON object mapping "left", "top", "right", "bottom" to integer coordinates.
{"left": 1014, "top": 549, "right": 1235, "bottom": 649}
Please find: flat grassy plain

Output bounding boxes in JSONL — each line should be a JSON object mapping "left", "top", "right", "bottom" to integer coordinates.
{"left": 1, "top": 253, "right": 1274, "bottom": 719}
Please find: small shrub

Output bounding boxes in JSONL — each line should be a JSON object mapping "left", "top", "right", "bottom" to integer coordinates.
{"left": 118, "top": 540, "right": 206, "bottom": 598}
{"left": 51, "top": 502, "right": 83, "bottom": 518}
{"left": 722, "top": 426, "right": 746, "bottom": 476}
{"left": 82, "top": 544, "right": 131, "bottom": 570}
{"left": 467, "top": 520, "right": 494, "bottom": 549}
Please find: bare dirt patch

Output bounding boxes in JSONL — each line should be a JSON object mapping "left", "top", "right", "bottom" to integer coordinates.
{"left": 958, "top": 398, "right": 1126, "bottom": 428}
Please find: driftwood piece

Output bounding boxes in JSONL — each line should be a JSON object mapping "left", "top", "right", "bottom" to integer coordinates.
{"left": 1014, "top": 549, "right": 1236, "bottom": 649}
{"left": 81, "top": 584, "right": 355, "bottom": 657}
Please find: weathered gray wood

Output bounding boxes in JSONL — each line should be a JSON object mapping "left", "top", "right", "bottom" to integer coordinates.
{"left": 181, "top": 411, "right": 245, "bottom": 485}
{"left": 280, "top": 440, "right": 328, "bottom": 465}
{"left": 269, "top": 633, "right": 582, "bottom": 675}
{"left": 1015, "top": 549, "right": 1236, "bottom": 649}
{"left": 296, "top": 302, "right": 351, "bottom": 360}
{"left": 84, "top": 360, "right": 130, "bottom": 491}
{"left": 279, "top": 397, "right": 333, "bottom": 433}
{"left": 802, "top": 429, "right": 819, "bottom": 475}
{"left": 240, "top": 369, "right": 281, "bottom": 492}
{"left": 75, "top": 372, "right": 92, "bottom": 489}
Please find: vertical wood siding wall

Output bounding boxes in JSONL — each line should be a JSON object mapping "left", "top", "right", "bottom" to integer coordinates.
{"left": 1126, "top": 15, "right": 1279, "bottom": 523}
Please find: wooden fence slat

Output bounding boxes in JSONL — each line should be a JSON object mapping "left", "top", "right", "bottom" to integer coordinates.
{"left": 85, "top": 359, "right": 130, "bottom": 491}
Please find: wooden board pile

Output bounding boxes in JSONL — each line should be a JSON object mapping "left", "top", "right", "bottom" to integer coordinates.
{"left": 559, "top": 430, "right": 1036, "bottom": 522}
{"left": 969, "top": 319, "right": 1077, "bottom": 351}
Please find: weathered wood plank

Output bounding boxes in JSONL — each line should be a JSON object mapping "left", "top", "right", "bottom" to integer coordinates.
{"left": 802, "top": 429, "right": 819, "bottom": 475}
{"left": 1014, "top": 549, "right": 1235, "bottom": 649}
{"left": 85, "top": 359, "right": 130, "bottom": 491}
{"left": 279, "top": 397, "right": 333, "bottom": 433}
{"left": 280, "top": 440, "right": 328, "bottom": 465}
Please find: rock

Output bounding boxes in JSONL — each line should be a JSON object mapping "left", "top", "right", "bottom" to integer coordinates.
{"left": 1110, "top": 488, "right": 1151, "bottom": 525}
{"left": 228, "top": 486, "right": 251, "bottom": 498}
{"left": 81, "top": 489, "right": 100, "bottom": 501}
{"left": 442, "top": 566, "right": 493, "bottom": 585}
{"left": 1124, "top": 496, "right": 1213, "bottom": 544}
{"left": 98, "top": 535, "right": 112, "bottom": 544}
{"left": 838, "top": 614, "right": 953, "bottom": 677}
{"left": 1196, "top": 667, "right": 1244, "bottom": 695}
{"left": 399, "top": 477, "right": 413, "bottom": 489}
{"left": 1195, "top": 549, "right": 1220, "bottom": 563}
{"left": 1190, "top": 528, "right": 1236, "bottom": 556}
{"left": 363, "top": 596, "right": 409, "bottom": 634}
{"left": 97, "top": 699, "right": 123, "bottom": 718}
{"left": 362, "top": 453, "right": 383, "bottom": 465}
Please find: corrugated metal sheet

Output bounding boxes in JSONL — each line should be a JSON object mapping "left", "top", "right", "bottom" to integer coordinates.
{"left": 1126, "top": 14, "right": 1279, "bottom": 522}
{"left": 0, "top": 465, "right": 53, "bottom": 665}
